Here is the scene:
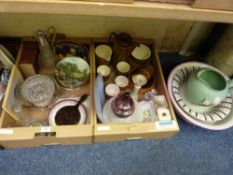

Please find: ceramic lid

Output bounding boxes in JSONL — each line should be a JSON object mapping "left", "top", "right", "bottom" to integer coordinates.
{"left": 114, "top": 75, "right": 129, "bottom": 88}
{"left": 105, "top": 83, "right": 120, "bottom": 97}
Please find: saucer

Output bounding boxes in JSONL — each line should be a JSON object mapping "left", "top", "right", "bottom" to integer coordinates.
{"left": 168, "top": 61, "right": 233, "bottom": 130}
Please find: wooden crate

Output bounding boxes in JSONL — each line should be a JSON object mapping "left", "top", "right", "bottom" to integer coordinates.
{"left": 93, "top": 38, "right": 179, "bottom": 142}
{"left": 140, "top": 0, "right": 191, "bottom": 4}
{"left": 0, "top": 38, "right": 94, "bottom": 148}
{"left": 78, "top": 0, "right": 134, "bottom": 4}
{"left": 192, "top": 0, "right": 233, "bottom": 11}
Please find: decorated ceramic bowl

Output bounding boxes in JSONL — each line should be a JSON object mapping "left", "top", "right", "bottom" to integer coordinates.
{"left": 55, "top": 56, "right": 90, "bottom": 88}
{"left": 48, "top": 99, "right": 87, "bottom": 126}
{"left": 55, "top": 41, "right": 89, "bottom": 61}
{"left": 167, "top": 61, "right": 233, "bottom": 130}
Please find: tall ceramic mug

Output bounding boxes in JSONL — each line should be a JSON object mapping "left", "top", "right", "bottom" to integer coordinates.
{"left": 185, "top": 68, "right": 233, "bottom": 106}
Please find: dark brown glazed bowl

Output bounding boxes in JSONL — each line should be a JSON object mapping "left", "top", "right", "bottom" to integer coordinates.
{"left": 111, "top": 92, "right": 135, "bottom": 118}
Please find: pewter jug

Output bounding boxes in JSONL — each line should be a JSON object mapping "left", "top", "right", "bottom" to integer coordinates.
{"left": 35, "top": 26, "right": 56, "bottom": 75}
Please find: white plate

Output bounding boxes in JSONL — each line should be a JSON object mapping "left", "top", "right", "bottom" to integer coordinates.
{"left": 94, "top": 74, "right": 105, "bottom": 122}
{"left": 102, "top": 97, "right": 156, "bottom": 124}
{"left": 168, "top": 61, "right": 233, "bottom": 130}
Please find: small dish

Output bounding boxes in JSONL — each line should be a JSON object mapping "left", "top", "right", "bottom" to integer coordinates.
{"left": 48, "top": 99, "right": 87, "bottom": 126}
{"left": 55, "top": 56, "right": 90, "bottom": 88}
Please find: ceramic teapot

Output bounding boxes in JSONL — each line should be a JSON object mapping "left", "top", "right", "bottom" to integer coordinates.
{"left": 109, "top": 32, "right": 138, "bottom": 68}
{"left": 111, "top": 92, "right": 135, "bottom": 118}
{"left": 185, "top": 68, "right": 233, "bottom": 106}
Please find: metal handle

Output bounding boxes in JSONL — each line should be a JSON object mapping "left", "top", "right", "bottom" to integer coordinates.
{"left": 34, "top": 132, "right": 56, "bottom": 137}
{"left": 42, "top": 143, "right": 61, "bottom": 147}
{"left": 108, "top": 32, "right": 117, "bottom": 44}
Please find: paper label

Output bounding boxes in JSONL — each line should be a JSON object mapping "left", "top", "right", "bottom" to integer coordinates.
{"left": 155, "top": 120, "right": 177, "bottom": 130}
{"left": 40, "top": 126, "right": 51, "bottom": 133}
{"left": 0, "top": 129, "right": 14, "bottom": 135}
{"left": 97, "top": 126, "right": 111, "bottom": 131}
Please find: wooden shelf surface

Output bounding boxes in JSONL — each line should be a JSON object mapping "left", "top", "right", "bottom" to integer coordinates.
{"left": 0, "top": 0, "right": 233, "bottom": 23}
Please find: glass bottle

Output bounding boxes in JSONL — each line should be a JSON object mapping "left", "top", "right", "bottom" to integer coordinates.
{"left": 36, "top": 28, "right": 56, "bottom": 75}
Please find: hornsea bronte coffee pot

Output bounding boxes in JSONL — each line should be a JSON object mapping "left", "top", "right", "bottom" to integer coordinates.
{"left": 109, "top": 32, "right": 138, "bottom": 68}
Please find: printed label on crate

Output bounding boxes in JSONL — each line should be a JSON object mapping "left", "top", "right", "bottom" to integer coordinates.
{"left": 0, "top": 129, "right": 14, "bottom": 135}
{"left": 155, "top": 120, "right": 177, "bottom": 130}
{"left": 97, "top": 126, "right": 111, "bottom": 131}
{"left": 40, "top": 126, "right": 52, "bottom": 133}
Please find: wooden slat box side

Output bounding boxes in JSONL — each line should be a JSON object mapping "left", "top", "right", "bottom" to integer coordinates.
{"left": 93, "top": 38, "right": 179, "bottom": 142}
{"left": 192, "top": 0, "right": 233, "bottom": 11}
{"left": 0, "top": 111, "right": 93, "bottom": 148}
{"left": 0, "top": 38, "right": 94, "bottom": 148}
{"left": 76, "top": 0, "right": 134, "bottom": 4}
{"left": 139, "top": 0, "right": 191, "bottom": 4}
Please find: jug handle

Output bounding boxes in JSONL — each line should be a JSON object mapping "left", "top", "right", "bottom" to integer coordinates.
{"left": 227, "top": 79, "right": 233, "bottom": 91}
{"left": 108, "top": 32, "right": 117, "bottom": 45}
{"left": 35, "top": 26, "right": 56, "bottom": 48}
{"left": 46, "top": 26, "right": 56, "bottom": 47}
{"left": 129, "top": 41, "right": 140, "bottom": 53}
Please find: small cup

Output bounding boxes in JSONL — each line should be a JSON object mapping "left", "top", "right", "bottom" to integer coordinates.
{"left": 97, "top": 65, "right": 111, "bottom": 80}
{"left": 105, "top": 83, "right": 120, "bottom": 98}
{"left": 95, "top": 44, "right": 112, "bottom": 65}
{"left": 114, "top": 75, "right": 129, "bottom": 91}
{"left": 116, "top": 61, "right": 131, "bottom": 75}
